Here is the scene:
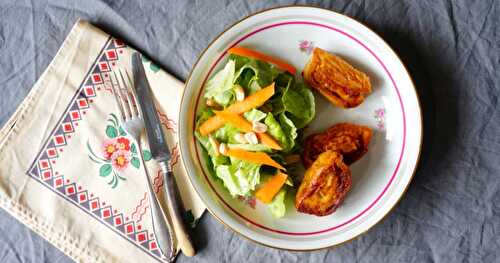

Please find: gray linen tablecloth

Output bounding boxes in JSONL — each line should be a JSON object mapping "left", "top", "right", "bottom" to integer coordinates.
{"left": 0, "top": 0, "right": 499, "bottom": 262}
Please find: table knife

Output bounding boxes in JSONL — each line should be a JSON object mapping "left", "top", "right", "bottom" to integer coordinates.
{"left": 131, "top": 53, "right": 195, "bottom": 257}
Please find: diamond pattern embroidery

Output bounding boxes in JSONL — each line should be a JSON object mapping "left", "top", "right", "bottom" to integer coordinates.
{"left": 42, "top": 170, "right": 52, "bottom": 181}
{"left": 46, "top": 148, "right": 58, "bottom": 158}
{"left": 53, "top": 177, "right": 64, "bottom": 188}
{"left": 105, "top": 50, "right": 117, "bottom": 60}
{"left": 114, "top": 214, "right": 124, "bottom": 226}
{"left": 39, "top": 159, "right": 50, "bottom": 170}
{"left": 78, "top": 191, "right": 88, "bottom": 203}
{"left": 69, "top": 110, "right": 81, "bottom": 121}
{"left": 26, "top": 37, "right": 163, "bottom": 261}
{"left": 84, "top": 86, "right": 96, "bottom": 97}
{"left": 91, "top": 73, "right": 103, "bottom": 84}
{"left": 77, "top": 98, "right": 89, "bottom": 109}
{"left": 62, "top": 122, "right": 74, "bottom": 133}
{"left": 53, "top": 134, "right": 66, "bottom": 146}
{"left": 98, "top": 61, "right": 110, "bottom": 72}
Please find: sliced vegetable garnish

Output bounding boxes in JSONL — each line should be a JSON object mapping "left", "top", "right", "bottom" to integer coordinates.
{"left": 194, "top": 49, "right": 317, "bottom": 218}
{"left": 264, "top": 113, "right": 295, "bottom": 153}
{"left": 214, "top": 111, "right": 282, "bottom": 150}
{"left": 203, "top": 60, "right": 236, "bottom": 106}
{"left": 268, "top": 189, "right": 286, "bottom": 218}
{"left": 255, "top": 171, "right": 288, "bottom": 204}
{"left": 228, "top": 46, "right": 297, "bottom": 75}
{"left": 225, "top": 82, "right": 275, "bottom": 114}
{"left": 226, "top": 148, "right": 285, "bottom": 170}
{"left": 198, "top": 115, "right": 223, "bottom": 136}
{"left": 199, "top": 83, "right": 275, "bottom": 136}
{"left": 281, "top": 83, "right": 315, "bottom": 129}
{"left": 214, "top": 111, "right": 253, "bottom": 130}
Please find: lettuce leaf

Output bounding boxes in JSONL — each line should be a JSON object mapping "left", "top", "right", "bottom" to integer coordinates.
{"left": 274, "top": 72, "right": 294, "bottom": 91}
{"left": 213, "top": 124, "right": 240, "bottom": 144}
{"left": 204, "top": 60, "right": 235, "bottom": 106}
{"left": 215, "top": 165, "right": 243, "bottom": 196}
{"left": 199, "top": 144, "right": 216, "bottom": 178}
{"left": 243, "top": 108, "right": 267, "bottom": 122}
{"left": 215, "top": 160, "right": 261, "bottom": 197}
{"left": 278, "top": 112, "right": 297, "bottom": 150}
{"left": 196, "top": 58, "right": 315, "bottom": 213}
{"left": 196, "top": 107, "right": 214, "bottom": 127}
{"left": 196, "top": 129, "right": 261, "bottom": 197}
{"left": 231, "top": 54, "right": 280, "bottom": 94}
{"left": 268, "top": 73, "right": 315, "bottom": 129}
{"left": 268, "top": 189, "right": 286, "bottom": 218}
{"left": 282, "top": 83, "right": 315, "bottom": 129}
{"left": 232, "top": 159, "right": 261, "bottom": 192}
{"left": 264, "top": 113, "right": 296, "bottom": 153}
{"left": 194, "top": 131, "right": 229, "bottom": 167}
{"left": 269, "top": 72, "right": 294, "bottom": 114}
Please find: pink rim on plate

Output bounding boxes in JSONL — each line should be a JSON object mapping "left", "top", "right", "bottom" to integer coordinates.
{"left": 192, "top": 21, "right": 406, "bottom": 236}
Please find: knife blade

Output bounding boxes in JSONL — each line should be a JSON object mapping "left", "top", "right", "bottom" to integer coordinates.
{"left": 131, "top": 53, "right": 195, "bottom": 257}
{"left": 131, "top": 54, "right": 170, "bottom": 162}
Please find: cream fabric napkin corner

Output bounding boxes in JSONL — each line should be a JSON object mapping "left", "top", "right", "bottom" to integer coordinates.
{"left": 0, "top": 20, "right": 205, "bottom": 262}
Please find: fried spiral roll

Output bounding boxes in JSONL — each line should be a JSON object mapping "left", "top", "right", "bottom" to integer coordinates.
{"left": 303, "top": 123, "right": 372, "bottom": 168}
{"left": 295, "top": 151, "right": 352, "bottom": 216}
{"left": 303, "top": 48, "right": 371, "bottom": 108}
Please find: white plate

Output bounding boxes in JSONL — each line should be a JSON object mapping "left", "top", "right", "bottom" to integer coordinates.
{"left": 179, "top": 6, "right": 422, "bottom": 250}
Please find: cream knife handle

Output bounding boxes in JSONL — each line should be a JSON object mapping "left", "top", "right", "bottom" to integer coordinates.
{"left": 159, "top": 161, "right": 196, "bottom": 257}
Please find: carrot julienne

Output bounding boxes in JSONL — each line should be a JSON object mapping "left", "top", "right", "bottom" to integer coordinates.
{"left": 198, "top": 83, "right": 275, "bottom": 136}
{"left": 214, "top": 111, "right": 282, "bottom": 150}
{"left": 226, "top": 148, "right": 285, "bottom": 170}
{"left": 228, "top": 46, "right": 297, "bottom": 75}
{"left": 255, "top": 171, "right": 288, "bottom": 204}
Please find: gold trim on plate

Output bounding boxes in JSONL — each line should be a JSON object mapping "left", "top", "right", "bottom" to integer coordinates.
{"left": 178, "top": 4, "right": 424, "bottom": 252}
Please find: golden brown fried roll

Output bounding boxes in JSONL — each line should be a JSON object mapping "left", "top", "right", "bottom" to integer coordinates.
{"left": 303, "top": 48, "right": 371, "bottom": 108}
{"left": 295, "top": 150, "right": 352, "bottom": 216}
{"left": 303, "top": 123, "right": 372, "bottom": 168}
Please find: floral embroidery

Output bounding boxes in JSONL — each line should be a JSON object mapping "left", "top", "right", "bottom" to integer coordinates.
{"left": 299, "top": 40, "right": 314, "bottom": 54}
{"left": 238, "top": 195, "right": 256, "bottom": 209}
{"left": 374, "top": 108, "right": 386, "bottom": 130}
{"left": 87, "top": 113, "right": 152, "bottom": 188}
{"left": 116, "top": 137, "right": 131, "bottom": 151}
{"left": 102, "top": 138, "right": 118, "bottom": 159}
{"left": 111, "top": 150, "right": 131, "bottom": 171}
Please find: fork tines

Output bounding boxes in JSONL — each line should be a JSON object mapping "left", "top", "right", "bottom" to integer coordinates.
{"left": 110, "top": 68, "right": 140, "bottom": 121}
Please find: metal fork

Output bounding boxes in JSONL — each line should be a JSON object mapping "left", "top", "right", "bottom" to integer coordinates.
{"left": 110, "top": 68, "right": 176, "bottom": 261}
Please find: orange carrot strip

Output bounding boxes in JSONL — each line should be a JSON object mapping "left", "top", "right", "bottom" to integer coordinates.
{"left": 214, "top": 111, "right": 253, "bottom": 130}
{"left": 198, "top": 83, "right": 275, "bottom": 136}
{"left": 257, "top": 133, "right": 282, "bottom": 151}
{"left": 228, "top": 47, "right": 296, "bottom": 75}
{"left": 214, "top": 111, "right": 282, "bottom": 150}
{"left": 225, "top": 82, "right": 275, "bottom": 114}
{"left": 226, "top": 148, "right": 285, "bottom": 170}
{"left": 199, "top": 115, "right": 224, "bottom": 136}
{"left": 255, "top": 171, "right": 288, "bottom": 204}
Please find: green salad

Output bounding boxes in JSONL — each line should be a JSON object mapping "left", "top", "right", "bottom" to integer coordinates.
{"left": 195, "top": 52, "right": 315, "bottom": 218}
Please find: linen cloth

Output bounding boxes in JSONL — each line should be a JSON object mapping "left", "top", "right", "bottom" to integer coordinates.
{"left": 0, "top": 1, "right": 499, "bottom": 263}
{"left": 0, "top": 20, "right": 204, "bottom": 262}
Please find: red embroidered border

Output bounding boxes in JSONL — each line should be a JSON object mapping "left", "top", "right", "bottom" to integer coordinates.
{"left": 26, "top": 38, "right": 164, "bottom": 262}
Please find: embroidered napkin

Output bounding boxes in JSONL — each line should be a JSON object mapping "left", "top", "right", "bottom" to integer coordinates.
{"left": 0, "top": 20, "right": 205, "bottom": 262}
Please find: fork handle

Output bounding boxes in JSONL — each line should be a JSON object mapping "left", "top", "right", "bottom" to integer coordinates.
{"left": 140, "top": 150, "right": 176, "bottom": 261}
{"left": 159, "top": 161, "right": 196, "bottom": 257}
{"left": 145, "top": 180, "right": 177, "bottom": 261}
